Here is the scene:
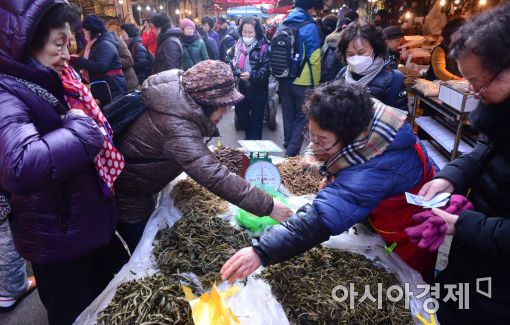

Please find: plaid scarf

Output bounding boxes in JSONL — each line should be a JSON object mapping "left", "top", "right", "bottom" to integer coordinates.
{"left": 60, "top": 65, "right": 124, "bottom": 197}
{"left": 324, "top": 99, "right": 407, "bottom": 175}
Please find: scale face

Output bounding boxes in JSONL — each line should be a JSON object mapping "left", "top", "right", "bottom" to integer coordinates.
{"left": 244, "top": 160, "right": 281, "bottom": 191}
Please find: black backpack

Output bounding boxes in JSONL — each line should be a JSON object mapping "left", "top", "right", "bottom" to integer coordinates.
{"left": 130, "top": 42, "right": 156, "bottom": 76}
{"left": 270, "top": 20, "right": 313, "bottom": 80}
{"left": 102, "top": 90, "right": 146, "bottom": 140}
{"left": 320, "top": 45, "right": 343, "bottom": 83}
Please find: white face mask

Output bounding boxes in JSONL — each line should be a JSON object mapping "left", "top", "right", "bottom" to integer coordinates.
{"left": 347, "top": 53, "right": 374, "bottom": 74}
{"left": 243, "top": 37, "right": 255, "bottom": 45}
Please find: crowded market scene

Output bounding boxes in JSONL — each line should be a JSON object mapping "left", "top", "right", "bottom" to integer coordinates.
{"left": 0, "top": 0, "right": 509, "bottom": 324}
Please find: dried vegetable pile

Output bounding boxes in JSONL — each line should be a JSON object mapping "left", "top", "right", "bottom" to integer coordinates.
{"left": 96, "top": 273, "right": 193, "bottom": 325}
{"left": 260, "top": 247, "right": 414, "bottom": 325}
{"left": 170, "top": 178, "right": 229, "bottom": 217}
{"left": 213, "top": 145, "right": 245, "bottom": 176}
{"left": 276, "top": 157, "right": 321, "bottom": 195}
{"left": 153, "top": 212, "right": 251, "bottom": 288}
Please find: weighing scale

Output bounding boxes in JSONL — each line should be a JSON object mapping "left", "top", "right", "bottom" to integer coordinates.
{"left": 238, "top": 140, "right": 283, "bottom": 191}
{"left": 236, "top": 140, "right": 285, "bottom": 232}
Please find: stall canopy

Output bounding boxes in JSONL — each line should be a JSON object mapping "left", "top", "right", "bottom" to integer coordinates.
{"left": 213, "top": 0, "right": 276, "bottom": 7}
{"left": 227, "top": 5, "right": 268, "bottom": 17}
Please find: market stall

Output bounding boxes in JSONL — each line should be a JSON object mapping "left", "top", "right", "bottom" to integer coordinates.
{"left": 75, "top": 146, "right": 434, "bottom": 325}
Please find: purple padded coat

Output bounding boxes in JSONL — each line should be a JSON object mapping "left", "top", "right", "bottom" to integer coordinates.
{"left": 0, "top": 0, "right": 116, "bottom": 264}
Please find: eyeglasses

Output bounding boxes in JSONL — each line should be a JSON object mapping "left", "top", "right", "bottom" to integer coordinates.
{"left": 302, "top": 129, "right": 339, "bottom": 154}
{"left": 473, "top": 69, "right": 503, "bottom": 99}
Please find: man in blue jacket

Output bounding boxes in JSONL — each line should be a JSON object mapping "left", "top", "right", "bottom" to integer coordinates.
{"left": 279, "top": 0, "right": 321, "bottom": 157}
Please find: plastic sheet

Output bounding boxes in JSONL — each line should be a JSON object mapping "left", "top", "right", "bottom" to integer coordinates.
{"left": 76, "top": 174, "right": 434, "bottom": 325}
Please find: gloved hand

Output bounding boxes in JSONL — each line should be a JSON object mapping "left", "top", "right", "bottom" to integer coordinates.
{"left": 405, "top": 195, "right": 473, "bottom": 252}
{"left": 406, "top": 213, "right": 448, "bottom": 252}
{"left": 444, "top": 195, "right": 474, "bottom": 215}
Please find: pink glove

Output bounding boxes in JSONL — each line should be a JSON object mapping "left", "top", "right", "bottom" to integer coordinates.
{"left": 443, "top": 195, "right": 474, "bottom": 215}
{"left": 405, "top": 211, "right": 448, "bottom": 252}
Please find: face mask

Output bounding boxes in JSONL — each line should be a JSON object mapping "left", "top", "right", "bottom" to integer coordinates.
{"left": 347, "top": 53, "right": 374, "bottom": 74}
{"left": 243, "top": 37, "right": 255, "bottom": 45}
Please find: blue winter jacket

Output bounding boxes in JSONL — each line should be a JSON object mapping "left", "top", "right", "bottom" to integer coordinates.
{"left": 315, "top": 123, "right": 429, "bottom": 234}
{"left": 253, "top": 122, "right": 432, "bottom": 265}
{"left": 280, "top": 8, "right": 321, "bottom": 86}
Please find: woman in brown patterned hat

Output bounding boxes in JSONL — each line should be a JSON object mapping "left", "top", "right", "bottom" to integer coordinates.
{"left": 113, "top": 60, "right": 293, "bottom": 254}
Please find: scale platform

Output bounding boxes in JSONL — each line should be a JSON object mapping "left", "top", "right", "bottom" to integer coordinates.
{"left": 238, "top": 140, "right": 283, "bottom": 153}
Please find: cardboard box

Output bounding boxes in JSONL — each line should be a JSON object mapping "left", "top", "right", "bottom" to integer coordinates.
{"left": 438, "top": 84, "right": 480, "bottom": 113}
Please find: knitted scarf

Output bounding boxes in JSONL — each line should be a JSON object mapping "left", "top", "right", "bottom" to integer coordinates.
{"left": 60, "top": 65, "right": 124, "bottom": 197}
{"left": 344, "top": 56, "right": 385, "bottom": 87}
{"left": 232, "top": 39, "right": 257, "bottom": 72}
{"left": 325, "top": 99, "right": 407, "bottom": 175}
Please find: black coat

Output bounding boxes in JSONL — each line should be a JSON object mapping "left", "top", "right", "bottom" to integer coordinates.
{"left": 220, "top": 30, "right": 238, "bottom": 63}
{"left": 435, "top": 99, "right": 510, "bottom": 324}
{"left": 337, "top": 64, "right": 408, "bottom": 112}
{"left": 128, "top": 35, "right": 152, "bottom": 84}
{"left": 227, "top": 38, "right": 271, "bottom": 94}
{"left": 75, "top": 32, "right": 127, "bottom": 101}
{"left": 204, "top": 35, "right": 219, "bottom": 60}
{"left": 155, "top": 27, "right": 182, "bottom": 73}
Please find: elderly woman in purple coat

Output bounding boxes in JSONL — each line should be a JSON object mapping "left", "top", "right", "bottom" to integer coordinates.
{"left": 0, "top": 1, "right": 126, "bottom": 323}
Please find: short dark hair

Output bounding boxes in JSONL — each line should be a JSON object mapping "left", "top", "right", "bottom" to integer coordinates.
{"left": 451, "top": 3, "right": 510, "bottom": 75}
{"left": 303, "top": 80, "right": 374, "bottom": 147}
{"left": 441, "top": 18, "right": 465, "bottom": 48}
{"left": 121, "top": 23, "right": 140, "bottom": 38}
{"left": 30, "top": 4, "right": 80, "bottom": 52}
{"left": 336, "top": 20, "right": 387, "bottom": 62}
{"left": 238, "top": 17, "right": 264, "bottom": 40}
{"left": 151, "top": 12, "right": 172, "bottom": 29}
{"left": 201, "top": 16, "right": 214, "bottom": 29}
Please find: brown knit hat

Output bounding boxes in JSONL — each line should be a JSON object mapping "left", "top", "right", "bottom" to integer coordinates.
{"left": 182, "top": 60, "right": 244, "bottom": 107}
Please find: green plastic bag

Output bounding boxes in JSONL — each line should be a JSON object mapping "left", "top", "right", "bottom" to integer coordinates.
{"left": 235, "top": 185, "right": 289, "bottom": 232}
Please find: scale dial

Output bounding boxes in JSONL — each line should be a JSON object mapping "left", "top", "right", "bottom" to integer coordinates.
{"left": 244, "top": 160, "right": 281, "bottom": 191}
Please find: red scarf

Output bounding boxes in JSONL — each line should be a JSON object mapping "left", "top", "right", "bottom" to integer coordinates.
{"left": 60, "top": 65, "right": 124, "bottom": 197}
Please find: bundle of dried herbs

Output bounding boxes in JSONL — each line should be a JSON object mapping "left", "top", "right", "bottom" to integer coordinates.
{"left": 277, "top": 157, "right": 321, "bottom": 195}
{"left": 260, "top": 247, "right": 414, "bottom": 325}
{"left": 96, "top": 273, "right": 193, "bottom": 325}
{"left": 154, "top": 213, "right": 251, "bottom": 288}
{"left": 213, "top": 146, "right": 245, "bottom": 176}
{"left": 170, "top": 178, "right": 229, "bottom": 217}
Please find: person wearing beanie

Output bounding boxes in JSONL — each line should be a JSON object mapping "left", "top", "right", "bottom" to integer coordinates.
{"left": 321, "top": 14, "right": 339, "bottom": 40}
{"left": 150, "top": 12, "right": 183, "bottom": 72}
{"left": 217, "top": 16, "right": 230, "bottom": 41}
{"left": 180, "top": 18, "right": 208, "bottom": 70}
{"left": 293, "top": 0, "right": 315, "bottom": 10}
{"left": 383, "top": 25, "right": 404, "bottom": 70}
{"left": 114, "top": 60, "right": 293, "bottom": 253}
{"left": 70, "top": 15, "right": 127, "bottom": 104}
{"left": 277, "top": 0, "right": 321, "bottom": 156}
{"left": 121, "top": 23, "right": 152, "bottom": 84}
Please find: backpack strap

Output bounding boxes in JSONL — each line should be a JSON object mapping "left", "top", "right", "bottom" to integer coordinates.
{"left": 291, "top": 19, "right": 317, "bottom": 86}
{"left": 385, "top": 69, "right": 404, "bottom": 107}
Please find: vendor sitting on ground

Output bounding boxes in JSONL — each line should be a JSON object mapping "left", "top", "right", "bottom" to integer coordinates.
{"left": 221, "top": 80, "right": 439, "bottom": 283}
{"left": 114, "top": 60, "right": 292, "bottom": 253}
